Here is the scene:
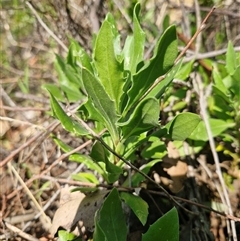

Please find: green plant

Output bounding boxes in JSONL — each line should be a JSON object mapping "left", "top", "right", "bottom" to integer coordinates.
{"left": 46, "top": 3, "right": 205, "bottom": 240}
{"left": 184, "top": 41, "right": 240, "bottom": 155}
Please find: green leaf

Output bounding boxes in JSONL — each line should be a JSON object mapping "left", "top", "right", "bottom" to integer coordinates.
{"left": 141, "top": 136, "right": 167, "bottom": 159}
{"left": 212, "top": 67, "right": 230, "bottom": 103}
{"left": 58, "top": 230, "right": 78, "bottom": 241}
{"left": 226, "top": 41, "right": 236, "bottom": 75}
{"left": 166, "top": 112, "right": 201, "bottom": 141}
{"left": 125, "top": 25, "right": 178, "bottom": 112}
{"left": 189, "top": 119, "right": 235, "bottom": 141}
{"left": 72, "top": 172, "right": 99, "bottom": 184}
{"left": 93, "top": 221, "right": 107, "bottom": 241}
{"left": 52, "top": 136, "right": 73, "bottom": 152}
{"left": 67, "top": 39, "right": 93, "bottom": 73}
{"left": 119, "top": 97, "right": 160, "bottom": 139}
{"left": 48, "top": 92, "right": 89, "bottom": 136}
{"left": 55, "top": 55, "right": 84, "bottom": 102}
{"left": 81, "top": 68, "right": 119, "bottom": 141}
{"left": 120, "top": 192, "right": 148, "bottom": 225}
{"left": 142, "top": 207, "right": 179, "bottom": 241}
{"left": 94, "top": 188, "right": 127, "bottom": 241}
{"left": 172, "top": 101, "right": 187, "bottom": 111}
{"left": 90, "top": 141, "right": 122, "bottom": 183}
{"left": 93, "top": 13, "right": 124, "bottom": 113}
{"left": 174, "top": 60, "right": 194, "bottom": 81}
{"left": 123, "top": 3, "right": 145, "bottom": 74}
{"left": 69, "top": 153, "right": 107, "bottom": 180}
{"left": 147, "top": 59, "right": 182, "bottom": 99}
{"left": 43, "top": 84, "right": 65, "bottom": 102}
{"left": 231, "top": 66, "right": 240, "bottom": 103}
{"left": 123, "top": 133, "right": 148, "bottom": 160}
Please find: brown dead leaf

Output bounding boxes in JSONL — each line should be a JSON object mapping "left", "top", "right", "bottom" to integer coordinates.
{"left": 166, "top": 141, "right": 180, "bottom": 159}
{"left": 51, "top": 189, "right": 110, "bottom": 237}
{"left": 161, "top": 142, "right": 187, "bottom": 193}
{"left": 163, "top": 160, "right": 188, "bottom": 193}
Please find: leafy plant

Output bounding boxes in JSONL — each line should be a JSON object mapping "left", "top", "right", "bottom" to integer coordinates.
{"left": 46, "top": 3, "right": 204, "bottom": 240}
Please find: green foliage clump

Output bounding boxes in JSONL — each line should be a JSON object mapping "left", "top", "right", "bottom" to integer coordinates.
{"left": 46, "top": 2, "right": 240, "bottom": 240}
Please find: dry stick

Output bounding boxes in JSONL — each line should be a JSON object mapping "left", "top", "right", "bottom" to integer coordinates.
{"left": 0, "top": 116, "right": 46, "bottom": 130}
{"left": 174, "top": 6, "right": 216, "bottom": 64}
{"left": 0, "top": 120, "right": 60, "bottom": 168}
{"left": 147, "top": 190, "right": 240, "bottom": 222}
{"left": 138, "top": 6, "right": 216, "bottom": 106}
{"left": 22, "top": 163, "right": 85, "bottom": 232}
{"left": 183, "top": 46, "right": 240, "bottom": 62}
{"left": 89, "top": 0, "right": 101, "bottom": 33}
{"left": 40, "top": 174, "right": 240, "bottom": 222}
{"left": 6, "top": 140, "right": 91, "bottom": 199}
{"left": 2, "top": 105, "right": 49, "bottom": 112}
{"left": 184, "top": 0, "right": 211, "bottom": 73}
{"left": 5, "top": 130, "right": 104, "bottom": 200}
{"left": 0, "top": 85, "right": 29, "bottom": 122}
{"left": 177, "top": 32, "right": 212, "bottom": 72}
{"left": 8, "top": 162, "right": 51, "bottom": 227}
{"left": 40, "top": 175, "right": 129, "bottom": 192}
{"left": 3, "top": 221, "right": 39, "bottom": 241}
{"left": 194, "top": 77, "right": 238, "bottom": 240}
{"left": 25, "top": 1, "right": 68, "bottom": 52}
{"left": 193, "top": 0, "right": 202, "bottom": 55}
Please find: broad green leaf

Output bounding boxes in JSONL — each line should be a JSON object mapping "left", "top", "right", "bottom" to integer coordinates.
{"left": 174, "top": 60, "right": 194, "bottom": 81}
{"left": 123, "top": 133, "right": 148, "bottom": 160}
{"left": 189, "top": 119, "right": 235, "bottom": 141}
{"left": 125, "top": 25, "right": 178, "bottom": 112}
{"left": 226, "top": 41, "right": 236, "bottom": 75}
{"left": 141, "top": 136, "right": 167, "bottom": 159}
{"left": 119, "top": 97, "right": 160, "bottom": 139}
{"left": 72, "top": 172, "right": 99, "bottom": 184}
{"left": 142, "top": 207, "right": 179, "bottom": 241}
{"left": 81, "top": 68, "right": 119, "bottom": 141}
{"left": 55, "top": 55, "right": 84, "bottom": 102}
{"left": 67, "top": 39, "right": 93, "bottom": 73}
{"left": 150, "top": 127, "right": 168, "bottom": 138}
{"left": 93, "top": 221, "right": 107, "bottom": 241}
{"left": 147, "top": 59, "right": 182, "bottom": 99}
{"left": 120, "top": 192, "right": 148, "bottom": 225}
{"left": 212, "top": 67, "right": 230, "bottom": 103}
{"left": 94, "top": 188, "right": 127, "bottom": 241}
{"left": 58, "top": 230, "right": 77, "bottom": 241}
{"left": 208, "top": 95, "right": 233, "bottom": 122}
{"left": 49, "top": 93, "right": 89, "bottom": 136}
{"left": 69, "top": 153, "right": 107, "bottom": 180}
{"left": 93, "top": 13, "right": 124, "bottom": 113}
{"left": 81, "top": 98, "right": 106, "bottom": 122}
{"left": 52, "top": 136, "right": 73, "bottom": 152}
{"left": 123, "top": 3, "right": 145, "bottom": 73}
{"left": 172, "top": 101, "right": 187, "bottom": 111}
{"left": 90, "top": 141, "right": 122, "bottom": 183}
{"left": 166, "top": 112, "right": 201, "bottom": 141}
{"left": 42, "top": 84, "right": 65, "bottom": 101}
